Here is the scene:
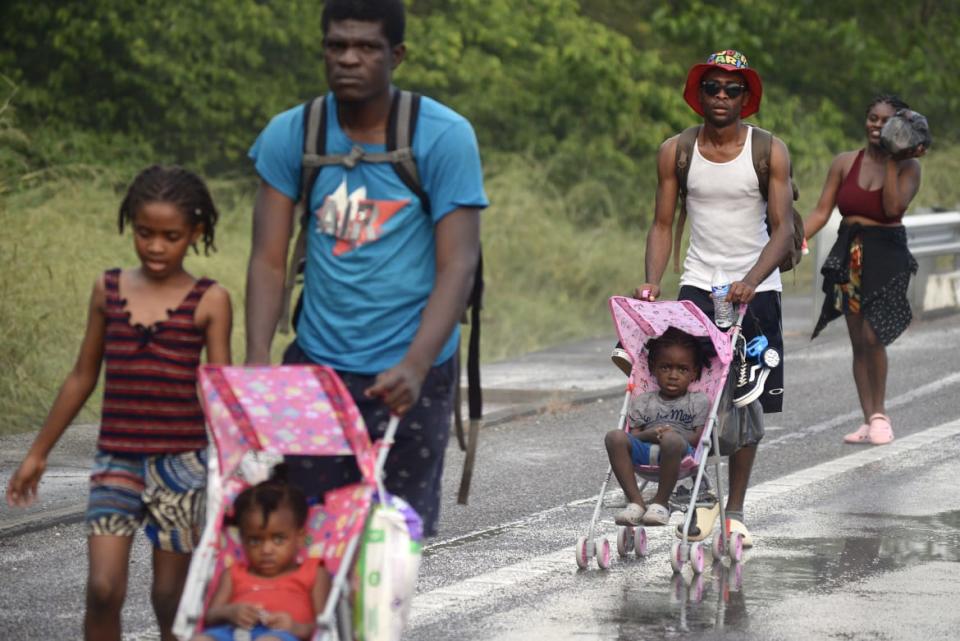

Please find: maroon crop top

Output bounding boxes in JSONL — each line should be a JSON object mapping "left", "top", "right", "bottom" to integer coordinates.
{"left": 836, "top": 149, "right": 900, "bottom": 224}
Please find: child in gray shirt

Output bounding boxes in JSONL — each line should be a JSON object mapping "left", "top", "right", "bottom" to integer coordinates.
{"left": 605, "top": 327, "right": 709, "bottom": 526}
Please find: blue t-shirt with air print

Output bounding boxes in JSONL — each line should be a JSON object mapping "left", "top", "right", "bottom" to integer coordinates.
{"left": 250, "top": 92, "right": 488, "bottom": 374}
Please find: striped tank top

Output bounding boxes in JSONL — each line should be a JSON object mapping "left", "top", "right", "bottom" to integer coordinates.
{"left": 99, "top": 268, "right": 214, "bottom": 453}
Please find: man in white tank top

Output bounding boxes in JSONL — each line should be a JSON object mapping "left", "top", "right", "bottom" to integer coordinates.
{"left": 633, "top": 50, "right": 794, "bottom": 547}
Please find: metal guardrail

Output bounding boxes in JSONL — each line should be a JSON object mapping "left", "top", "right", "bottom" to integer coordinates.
{"left": 906, "top": 212, "right": 960, "bottom": 312}
{"left": 812, "top": 209, "right": 960, "bottom": 328}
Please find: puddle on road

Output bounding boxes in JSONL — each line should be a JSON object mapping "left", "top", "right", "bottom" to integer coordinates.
{"left": 500, "top": 510, "right": 960, "bottom": 640}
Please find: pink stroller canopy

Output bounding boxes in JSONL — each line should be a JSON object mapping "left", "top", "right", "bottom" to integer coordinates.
{"left": 198, "top": 365, "right": 386, "bottom": 577}
{"left": 199, "top": 365, "right": 376, "bottom": 483}
{"left": 608, "top": 296, "right": 734, "bottom": 397}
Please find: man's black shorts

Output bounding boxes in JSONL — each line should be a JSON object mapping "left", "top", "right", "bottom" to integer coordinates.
{"left": 280, "top": 341, "right": 455, "bottom": 537}
{"left": 679, "top": 286, "right": 784, "bottom": 414}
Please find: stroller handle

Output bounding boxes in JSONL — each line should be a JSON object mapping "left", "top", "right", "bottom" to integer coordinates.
{"left": 373, "top": 415, "right": 402, "bottom": 500}
{"left": 735, "top": 303, "right": 748, "bottom": 327}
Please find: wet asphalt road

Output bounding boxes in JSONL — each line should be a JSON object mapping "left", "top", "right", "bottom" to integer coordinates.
{"left": 2, "top": 311, "right": 960, "bottom": 640}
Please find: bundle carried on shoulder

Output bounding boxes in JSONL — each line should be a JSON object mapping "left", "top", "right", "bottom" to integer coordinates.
{"left": 880, "top": 109, "right": 932, "bottom": 157}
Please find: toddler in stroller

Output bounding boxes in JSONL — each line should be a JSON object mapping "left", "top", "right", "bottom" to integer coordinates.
{"left": 604, "top": 327, "right": 709, "bottom": 527}
{"left": 173, "top": 364, "right": 422, "bottom": 641}
{"left": 193, "top": 472, "right": 332, "bottom": 641}
{"left": 577, "top": 297, "right": 747, "bottom": 573}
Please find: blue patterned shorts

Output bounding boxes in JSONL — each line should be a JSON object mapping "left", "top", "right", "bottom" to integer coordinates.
{"left": 628, "top": 434, "right": 694, "bottom": 465}
{"left": 86, "top": 448, "right": 207, "bottom": 552}
{"left": 199, "top": 624, "right": 299, "bottom": 641}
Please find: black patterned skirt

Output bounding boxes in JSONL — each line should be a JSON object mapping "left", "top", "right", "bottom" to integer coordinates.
{"left": 812, "top": 223, "right": 917, "bottom": 346}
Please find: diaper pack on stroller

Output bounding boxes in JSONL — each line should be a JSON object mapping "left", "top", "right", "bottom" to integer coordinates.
{"left": 576, "top": 296, "right": 749, "bottom": 574}
{"left": 173, "top": 364, "right": 421, "bottom": 641}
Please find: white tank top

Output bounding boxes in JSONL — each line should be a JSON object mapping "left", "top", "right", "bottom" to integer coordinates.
{"left": 679, "top": 127, "right": 782, "bottom": 293}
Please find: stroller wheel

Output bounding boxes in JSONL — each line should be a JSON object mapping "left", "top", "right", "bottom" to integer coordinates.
{"left": 687, "top": 572, "right": 706, "bottom": 603}
{"left": 727, "top": 559, "right": 744, "bottom": 591}
{"left": 634, "top": 527, "right": 648, "bottom": 558}
{"left": 729, "top": 532, "right": 745, "bottom": 563}
{"left": 575, "top": 536, "right": 590, "bottom": 569}
{"left": 712, "top": 530, "right": 725, "bottom": 559}
{"left": 670, "top": 573, "right": 685, "bottom": 603}
{"left": 617, "top": 526, "right": 634, "bottom": 557}
{"left": 689, "top": 541, "right": 706, "bottom": 575}
{"left": 596, "top": 537, "right": 612, "bottom": 570}
{"left": 670, "top": 541, "right": 685, "bottom": 573}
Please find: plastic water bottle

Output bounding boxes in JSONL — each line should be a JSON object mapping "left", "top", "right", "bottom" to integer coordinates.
{"left": 711, "top": 268, "right": 734, "bottom": 328}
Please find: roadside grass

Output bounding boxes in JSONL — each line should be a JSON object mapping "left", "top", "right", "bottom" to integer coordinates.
{"left": 0, "top": 159, "right": 651, "bottom": 435}
{"left": 479, "top": 155, "right": 663, "bottom": 361}
{"left": 2, "top": 147, "right": 958, "bottom": 435}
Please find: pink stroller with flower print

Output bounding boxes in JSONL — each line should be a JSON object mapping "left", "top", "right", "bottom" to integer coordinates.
{"left": 575, "top": 297, "right": 748, "bottom": 574}
{"left": 173, "top": 365, "right": 421, "bottom": 641}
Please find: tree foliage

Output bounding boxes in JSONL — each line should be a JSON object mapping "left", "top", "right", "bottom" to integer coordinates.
{"left": 0, "top": 0, "right": 327, "bottom": 170}
{"left": 2, "top": 0, "right": 958, "bottom": 222}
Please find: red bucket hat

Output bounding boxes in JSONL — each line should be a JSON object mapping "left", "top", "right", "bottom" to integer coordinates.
{"left": 683, "top": 49, "right": 763, "bottom": 118}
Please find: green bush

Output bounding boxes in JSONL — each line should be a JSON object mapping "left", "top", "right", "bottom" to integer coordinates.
{"left": 0, "top": 0, "right": 326, "bottom": 171}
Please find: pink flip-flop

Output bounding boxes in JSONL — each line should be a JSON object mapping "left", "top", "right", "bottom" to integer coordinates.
{"left": 868, "top": 413, "right": 894, "bottom": 445}
{"left": 843, "top": 423, "right": 871, "bottom": 444}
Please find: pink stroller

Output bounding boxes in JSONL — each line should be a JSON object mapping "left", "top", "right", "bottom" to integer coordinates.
{"left": 172, "top": 364, "right": 421, "bottom": 641}
{"left": 575, "top": 296, "right": 747, "bottom": 574}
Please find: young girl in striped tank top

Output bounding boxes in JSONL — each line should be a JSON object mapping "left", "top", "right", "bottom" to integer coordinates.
{"left": 5, "top": 165, "right": 233, "bottom": 641}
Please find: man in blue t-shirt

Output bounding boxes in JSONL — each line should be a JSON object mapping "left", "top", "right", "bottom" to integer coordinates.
{"left": 245, "top": 0, "right": 488, "bottom": 536}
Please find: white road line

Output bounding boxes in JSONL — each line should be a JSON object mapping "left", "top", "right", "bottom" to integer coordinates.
{"left": 762, "top": 371, "right": 960, "bottom": 447}
{"left": 787, "top": 322, "right": 960, "bottom": 361}
{"left": 426, "top": 375, "right": 960, "bottom": 555}
{"left": 410, "top": 418, "right": 960, "bottom": 626}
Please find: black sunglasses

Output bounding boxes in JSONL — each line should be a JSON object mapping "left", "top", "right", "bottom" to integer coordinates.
{"left": 700, "top": 80, "right": 746, "bottom": 98}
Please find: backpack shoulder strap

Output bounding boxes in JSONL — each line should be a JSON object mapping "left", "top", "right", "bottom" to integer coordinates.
{"left": 301, "top": 96, "right": 328, "bottom": 204}
{"left": 672, "top": 126, "right": 700, "bottom": 273}
{"left": 751, "top": 126, "right": 800, "bottom": 202}
{"left": 751, "top": 126, "right": 773, "bottom": 202}
{"left": 296, "top": 90, "right": 431, "bottom": 218}
{"left": 387, "top": 90, "right": 431, "bottom": 217}
{"left": 279, "top": 95, "right": 327, "bottom": 334}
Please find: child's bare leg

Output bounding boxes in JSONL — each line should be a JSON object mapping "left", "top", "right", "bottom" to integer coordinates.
{"left": 604, "top": 430, "right": 644, "bottom": 507}
{"left": 152, "top": 548, "right": 192, "bottom": 641}
{"left": 651, "top": 431, "right": 687, "bottom": 506}
{"left": 85, "top": 534, "right": 134, "bottom": 641}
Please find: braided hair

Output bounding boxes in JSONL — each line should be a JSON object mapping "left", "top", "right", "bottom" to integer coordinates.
{"left": 866, "top": 93, "right": 910, "bottom": 116}
{"left": 118, "top": 165, "right": 219, "bottom": 255}
{"left": 231, "top": 465, "right": 309, "bottom": 530}
{"left": 646, "top": 327, "right": 706, "bottom": 381}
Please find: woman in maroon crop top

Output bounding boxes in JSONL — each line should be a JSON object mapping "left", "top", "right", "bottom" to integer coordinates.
{"left": 804, "top": 94, "right": 925, "bottom": 446}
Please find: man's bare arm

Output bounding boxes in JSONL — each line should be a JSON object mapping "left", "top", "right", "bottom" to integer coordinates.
{"left": 245, "top": 181, "right": 296, "bottom": 364}
{"left": 638, "top": 136, "right": 681, "bottom": 300}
